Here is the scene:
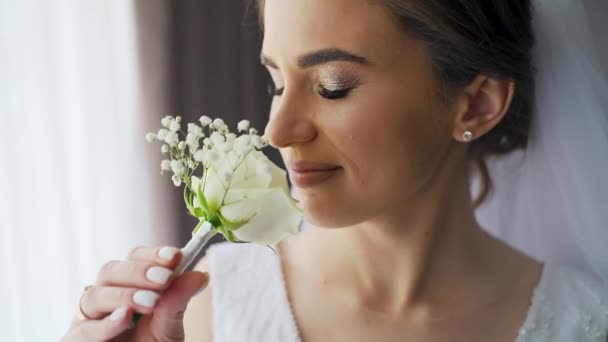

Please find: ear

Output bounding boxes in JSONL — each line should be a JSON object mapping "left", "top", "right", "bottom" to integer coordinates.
{"left": 452, "top": 75, "right": 515, "bottom": 142}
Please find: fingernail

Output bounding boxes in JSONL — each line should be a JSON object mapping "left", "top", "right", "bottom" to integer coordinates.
{"left": 109, "top": 307, "right": 128, "bottom": 321}
{"left": 158, "top": 246, "right": 179, "bottom": 261}
{"left": 146, "top": 266, "right": 172, "bottom": 285}
{"left": 133, "top": 290, "right": 160, "bottom": 308}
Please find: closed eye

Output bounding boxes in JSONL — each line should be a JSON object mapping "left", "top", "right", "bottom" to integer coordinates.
{"left": 268, "top": 83, "right": 351, "bottom": 100}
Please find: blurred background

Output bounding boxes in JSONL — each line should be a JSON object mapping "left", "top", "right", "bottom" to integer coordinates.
{"left": 0, "top": 0, "right": 275, "bottom": 340}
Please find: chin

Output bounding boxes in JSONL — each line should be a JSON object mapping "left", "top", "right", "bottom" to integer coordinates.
{"left": 300, "top": 199, "right": 367, "bottom": 229}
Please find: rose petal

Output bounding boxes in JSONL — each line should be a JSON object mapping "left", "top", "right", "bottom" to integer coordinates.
{"left": 221, "top": 188, "right": 302, "bottom": 245}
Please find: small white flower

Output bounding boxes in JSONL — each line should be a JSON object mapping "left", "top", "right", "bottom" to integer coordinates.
{"left": 161, "top": 116, "right": 172, "bottom": 128}
{"left": 161, "top": 159, "right": 171, "bottom": 171}
{"left": 188, "top": 123, "right": 203, "bottom": 136}
{"left": 212, "top": 118, "right": 225, "bottom": 128}
{"left": 176, "top": 116, "right": 182, "bottom": 123}
{"left": 172, "top": 175, "right": 182, "bottom": 187}
{"left": 203, "top": 137, "right": 212, "bottom": 148}
{"left": 208, "top": 150, "right": 220, "bottom": 163}
{"left": 157, "top": 128, "right": 169, "bottom": 141}
{"left": 226, "top": 133, "right": 237, "bottom": 142}
{"left": 249, "top": 127, "right": 259, "bottom": 135}
{"left": 145, "top": 133, "right": 156, "bottom": 143}
{"left": 178, "top": 141, "right": 186, "bottom": 150}
{"left": 210, "top": 131, "right": 225, "bottom": 145}
{"left": 193, "top": 149, "right": 206, "bottom": 162}
{"left": 199, "top": 115, "right": 212, "bottom": 127}
{"left": 161, "top": 144, "right": 170, "bottom": 153}
{"left": 252, "top": 135, "right": 266, "bottom": 149}
{"left": 235, "top": 143, "right": 251, "bottom": 156}
{"left": 170, "top": 160, "right": 186, "bottom": 176}
{"left": 169, "top": 120, "right": 181, "bottom": 133}
{"left": 186, "top": 134, "right": 200, "bottom": 151}
{"left": 237, "top": 120, "right": 250, "bottom": 132}
{"left": 218, "top": 141, "right": 233, "bottom": 153}
{"left": 164, "top": 132, "right": 179, "bottom": 147}
{"left": 236, "top": 134, "right": 251, "bottom": 146}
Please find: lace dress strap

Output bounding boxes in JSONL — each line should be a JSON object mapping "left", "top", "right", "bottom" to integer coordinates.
{"left": 516, "top": 263, "right": 608, "bottom": 341}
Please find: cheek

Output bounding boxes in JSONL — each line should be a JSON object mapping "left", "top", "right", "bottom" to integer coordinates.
{"left": 332, "top": 89, "right": 449, "bottom": 190}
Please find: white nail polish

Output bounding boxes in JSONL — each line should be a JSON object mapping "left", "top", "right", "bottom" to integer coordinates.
{"left": 158, "top": 246, "right": 179, "bottom": 261}
{"left": 146, "top": 266, "right": 172, "bottom": 285}
{"left": 133, "top": 290, "right": 160, "bottom": 308}
{"left": 109, "top": 307, "right": 128, "bottom": 321}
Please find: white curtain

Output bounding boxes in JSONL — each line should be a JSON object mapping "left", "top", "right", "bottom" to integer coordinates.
{"left": 0, "top": 1, "right": 175, "bottom": 340}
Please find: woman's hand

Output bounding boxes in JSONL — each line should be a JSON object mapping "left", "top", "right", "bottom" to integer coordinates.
{"left": 61, "top": 246, "right": 209, "bottom": 342}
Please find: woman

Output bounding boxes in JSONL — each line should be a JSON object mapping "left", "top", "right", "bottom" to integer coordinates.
{"left": 63, "top": 0, "right": 608, "bottom": 341}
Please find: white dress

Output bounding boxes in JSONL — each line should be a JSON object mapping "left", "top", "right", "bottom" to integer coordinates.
{"left": 207, "top": 242, "right": 608, "bottom": 342}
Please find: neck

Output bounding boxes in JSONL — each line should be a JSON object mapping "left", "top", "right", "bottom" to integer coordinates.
{"left": 301, "top": 160, "right": 509, "bottom": 318}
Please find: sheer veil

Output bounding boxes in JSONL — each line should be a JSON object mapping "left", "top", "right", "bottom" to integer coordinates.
{"left": 474, "top": 0, "right": 608, "bottom": 279}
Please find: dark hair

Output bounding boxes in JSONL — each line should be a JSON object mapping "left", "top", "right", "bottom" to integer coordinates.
{"left": 254, "top": 0, "right": 536, "bottom": 207}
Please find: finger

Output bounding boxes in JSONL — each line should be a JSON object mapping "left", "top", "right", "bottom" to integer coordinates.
{"left": 151, "top": 271, "right": 209, "bottom": 339}
{"left": 127, "top": 245, "right": 182, "bottom": 267}
{"left": 81, "top": 286, "right": 161, "bottom": 319}
{"left": 64, "top": 307, "right": 133, "bottom": 342}
{"left": 96, "top": 260, "right": 176, "bottom": 290}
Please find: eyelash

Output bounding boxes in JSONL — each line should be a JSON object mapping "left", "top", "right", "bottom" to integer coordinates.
{"left": 267, "top": 83, "right": 351, "bottom": 100}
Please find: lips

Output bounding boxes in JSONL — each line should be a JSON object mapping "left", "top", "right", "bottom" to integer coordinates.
{"left": 288, "top": 161, "right": 342, "bottom": 188}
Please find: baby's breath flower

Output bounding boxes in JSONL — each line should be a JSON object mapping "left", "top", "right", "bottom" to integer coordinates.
{"left": 164, "top": 132, "right": 179, "bottom": 147}
{"left": 199, "top": 115, "right": 212, "bottom": 127}
{"left": 175, "top": 116, "right": 182, "bottom": 123}
{"left": 169, "top": 120, "right": 181, "bottom": 133}
{"left": 226, "top": 133, "right": 237, "bottom": 142}
{"left": 252, "top": 135, "right": 266, "bottom": 149}
{"left": 188, "top": 123, "right": 203, "bottom": 136}
{"left": 157, "top": 128, "right": 169, "bottom": 141}
{"left": 161, "top": 144, "right": 169, "bottom": 153}
{"left": 212, "top": 118, "right": 225, "bottom": 128}
{"left": 237, "top": 120, "right": 250, "bottom": 132}
{"left": 171, "top": 175, "right": 182, "bottom": 187}
{"left": 161, "top": 159, "right": 171, "bottom": 171}
{"left": 145, "top": 133, "right": 156, "bottom": 143}
{"left": 248, "top": 127, "right": 259, "bottom": 135}
{"left": 203, "top": 137, "right": 212, "bottom": 148}
{"left": 208, "top": 150, "right": 220, "bottom": 163}
{"left": 161, "top": 116, "right": 172, "bottom": 128}
{"left": 178, "top": 141, "right": 186, "bottom": 150}
{"left": 193, "top": 149, "right": 206, "bottom": 163}
{"left": 170, "top": 160, "right": 186, "bottom": 176}
{"left": 218, "top": 141, "right": 233, "bottom": 153}
{"left": 210, "top": 131, "right": 225, "bottom": 145}
{"left": 186, "top": 134, "right": 200, "bottom": 151}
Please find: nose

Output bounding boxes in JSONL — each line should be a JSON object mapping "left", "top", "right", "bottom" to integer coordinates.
{"left": 264, "top": 92, "right": 316, "bottom": 149}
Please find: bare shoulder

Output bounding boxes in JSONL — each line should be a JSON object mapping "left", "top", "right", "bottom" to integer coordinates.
{"left": 184, "top": 255, "right": 213, "bottom": 342}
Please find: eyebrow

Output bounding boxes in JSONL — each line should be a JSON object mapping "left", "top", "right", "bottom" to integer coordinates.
{"left": 260, "top": 48, "right": 371, "bottom": 69}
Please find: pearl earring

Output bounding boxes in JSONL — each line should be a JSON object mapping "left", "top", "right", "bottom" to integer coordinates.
{"left": 462, "top": 130, "right": 473, "bottom": 142}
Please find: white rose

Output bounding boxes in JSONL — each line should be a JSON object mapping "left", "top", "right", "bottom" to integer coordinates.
{"left": 191, "top": 150, "right": 301, "bottom": 246}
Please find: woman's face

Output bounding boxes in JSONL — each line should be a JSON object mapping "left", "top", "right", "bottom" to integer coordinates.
{"left": 262, "top": 0, "right": 458, "bottom": 228}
